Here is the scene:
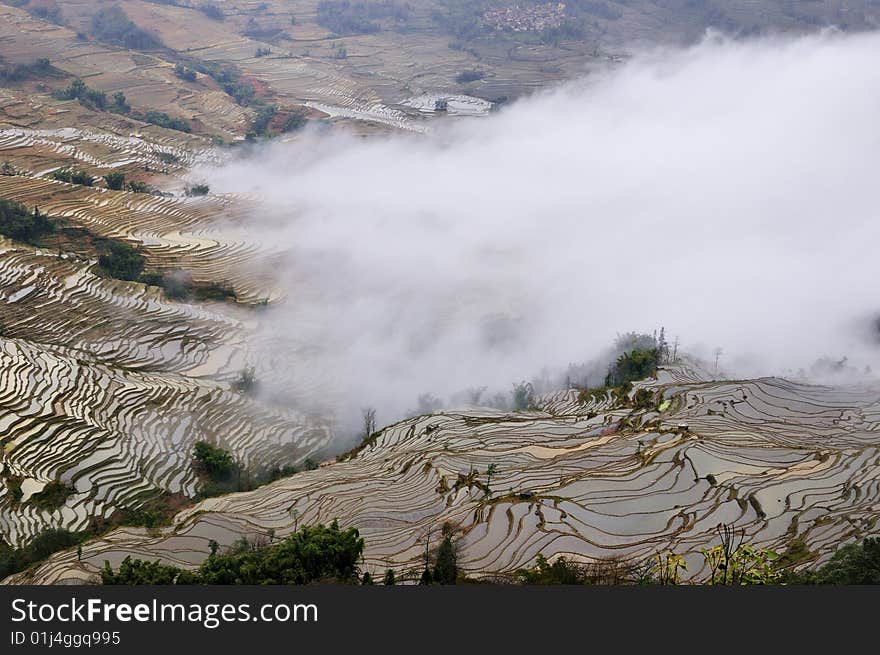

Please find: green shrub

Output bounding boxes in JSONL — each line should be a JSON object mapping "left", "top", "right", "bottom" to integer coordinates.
{"left": 317, "top": 1, "right": 408, "bottom": 35}
{"left": 433, "top": 535, "right": 457, "bottom": 584}
{"left": 174, "top": 63, "right": 197, "bottom": 82}
{"left": 283, "top": 109, "right": 308, "bottom": 132}
{"left": 185, "top": 184, "right": 209, "bottom": 196}
{"left": 789, "top": 537, "right": 880, "bottom": 584}
{"left": 231, "top": 368, "right": 258, "bottom": 394}
{"left": 633, "top": 388, "right": 655, "bottom": 410}
{"left": 139, "top": 110, "right": 191, "bottom": 133}
{"left": 49, "top": 167, "right": 93, "bottom": 186}
{"left": 605, "top": 348, "right": 659, "bottom": 387}
{"left": 193, "top": 441, "right": 236, "bottom": 480}
{"left": 198, "top": 521, "right": 364, "bottom": 584}
{"left": 199, "top": 3, "right": 224, "bottom": 21}
{"left": 112, "top": 91, "right": 130, "bottom": 113}
{"left": 455, "top": 69, "right": 484, "bottom": 84}
{"left": 54, "top": 79, "right": 107, "bottom": 111}
{"left": 97, "top": 241, "right": 145, "bottom": 281}
{"left": 517, "top": 554, "right": 584, "bottom": 584}
{"left": 101, "top": 556, "right": 191, "bottom": 585}
{"left": 0, "top": 57, "right": 55, "bottom": 84}
{"left": 91, "top": 6, "right": 163, "bottom": 50}
{"left": 511, "top": 381, "right": 535, "bottom": 411}
{"left": 0, "top": 529, "right": 86, "bottom": 579}
{"left": 104, "top": 171, "right": 125, "bottom": 190}
{"left": 29, "top": 480, "right": 75, "bottom": 511}
{"left": 249, "top": 104, "right": 278, "bottom": 137}
{"left": 100, "top": 522, "right": 365, "bottom": 585}
{"left": 4, "top": 475, "right": 24, "bottom": 502}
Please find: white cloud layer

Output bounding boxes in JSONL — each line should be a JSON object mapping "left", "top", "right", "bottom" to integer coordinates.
{"left": 201, "top": 30, "right": 880, "bottom": 431}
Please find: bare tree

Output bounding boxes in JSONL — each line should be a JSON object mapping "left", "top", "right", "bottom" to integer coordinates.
{"left": 467, "top": 386, "right": 487, "bottom": 405}
{"left": 486, "top": 463, "right": 498, "bottom": 494}
{"left": 658, "top": 326, "right": 669, "bottom": 364}
{"left": 713, "top": 347, "right": 724, "bottom": 375}
{"left": 362, "top": 407, "right": 376, "bottom": 440}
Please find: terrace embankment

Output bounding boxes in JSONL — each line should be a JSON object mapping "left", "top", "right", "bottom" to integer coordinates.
{"left": 8, "top": 363, "right": 879, "bottom": 584}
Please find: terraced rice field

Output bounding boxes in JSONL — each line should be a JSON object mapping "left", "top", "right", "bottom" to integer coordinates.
{"left": 8, "top": 363, "right": 879, "bottom": 584}
{"left": 0, "top": 127, "right": 219, "bottom": 176}
{"left": 0, "top": 175, "right": 283, "bottom": 303}
{"left": 0, "top": 5, "right": 250, "bottom": 140}
{"left": 0, "top": 128, "right": 325, "bottom": 550}
{"left": 0, "top": 226, "right": 332, "bottom": 545}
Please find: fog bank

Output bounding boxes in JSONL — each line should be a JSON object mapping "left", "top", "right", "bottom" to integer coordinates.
{"left": 200, "top": 31, "right": 880, "bottom": 432}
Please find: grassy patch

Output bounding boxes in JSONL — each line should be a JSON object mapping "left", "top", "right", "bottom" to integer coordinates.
{"left": 29, "top": 480, "right": 75, "bottom": 512}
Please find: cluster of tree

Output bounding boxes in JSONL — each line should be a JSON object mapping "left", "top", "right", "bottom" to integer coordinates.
{"left": 249, "top": 104, "right": 278, "bottom": 137}
{"left": 55, "top": 79, "right": 136, "bottom": 118}
{"left": 516, "top": 553, "right": 651, "bottom": 585}
{"left": 228, "top": 80, "right": 257, "bottom": 105}
{"left": 784, "top": 537, "right": 880, "bottom": 585}
{"left": 15, "top": 0, "right": 64, "bottom": 25}
{"left": 539, "top": 18, "right": 587, "bottom": 46}
{"left": 137, "top": 259, "right": 207, "bottom": 298}
{"left": 511, "top": 381, "right": 535, "bottom": 411}
{"left": 173, "top": 63, "right": 197, "bottom": 82}
{"left": 48, "top": 166, "right": 93, "bottom": 186}
{"left": 455, "top": 69, "right": 484, "bottom": 84}
{"left": 198, "top": 2, "right": 224, "bottom": 21}
{"left": 104, "top": 172, "right": 153, "bottom": 193}
{"left": 447, "top": 40, "right": 481, "bottom": 59}
{"left": 4, "top": 475, "right": 23, "bottom": 501}
{"left": 283, "top": 109, "right": 308, "bottom": 133}
{"left": 135, "top": 109, "right": 192, "bottom": 133}
{"left": 101, "top": 522, "right": 365, "bottom": 585}
{"left": 0, "top": 200, "right": 54, "bottom": 244}
{"left": 0, "top": 529, "right": 87, "bottom": 580}
{"left": 243, "top": 20, "right": 283, "bottom": 40}
{"left": 515, "top": 525, "right": 880, "bottom": 585}
{"left": 115, "top": 492, "right": 187, "bottom": 530}
{"left": 418, "top": 524, "right": 459, "bottom": 585}
{"left": 90, "top": 6, "right": 163, "bottom": 50}
{"left": 185, "top": 183, "right": 210, "bottom": 196}
{"left": 104, "top": 171, "right": 125, "bottom": 190}
{"left": 140, "top": 269, "right": 236, "bottom": 302}
{"left": 54, "top": 79, "right": 112, "bottom": 112}
{"left": 430, "top": 0, "right": 489, "bottom": 42}
{"left": 193, "top": 441, "right": 236, "bottom": 480}
{"left": 255, "top": 47, "right": 272, "bottom": 58}
{"left": 231, "top": 367, "right": 258, "bottom": 394}
{"left": 604, "top": 348, "right": 660, "bottom": 387}
{"left": 0, "top": 57, "right": 56, "bottom": 84}
{"left": 155, "top": 151, "right": 180, "bottom": 165}
{"left": 196, "top": 63, "right": 260, "bottom": 108}
{"left": 111, "top": 90, "right": 130, "bottom": 113}
{"left": 317, "top": 0, "right": 412, "bottom": 36}
{"left": 191, "top": 440, "right": 250, "bottom": 497}
{"left": 97, "top": 240, "right": 146, "bottom": 281}
{"left": 28, "top": 480, "right": 76, "bottom": 512}
{"left": 192, "top": 438, "right": 317, "bottom": 498}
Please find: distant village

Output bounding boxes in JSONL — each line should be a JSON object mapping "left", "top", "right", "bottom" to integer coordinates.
{"left": 482, "top": 2, "right": 568, "bottom": 33}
